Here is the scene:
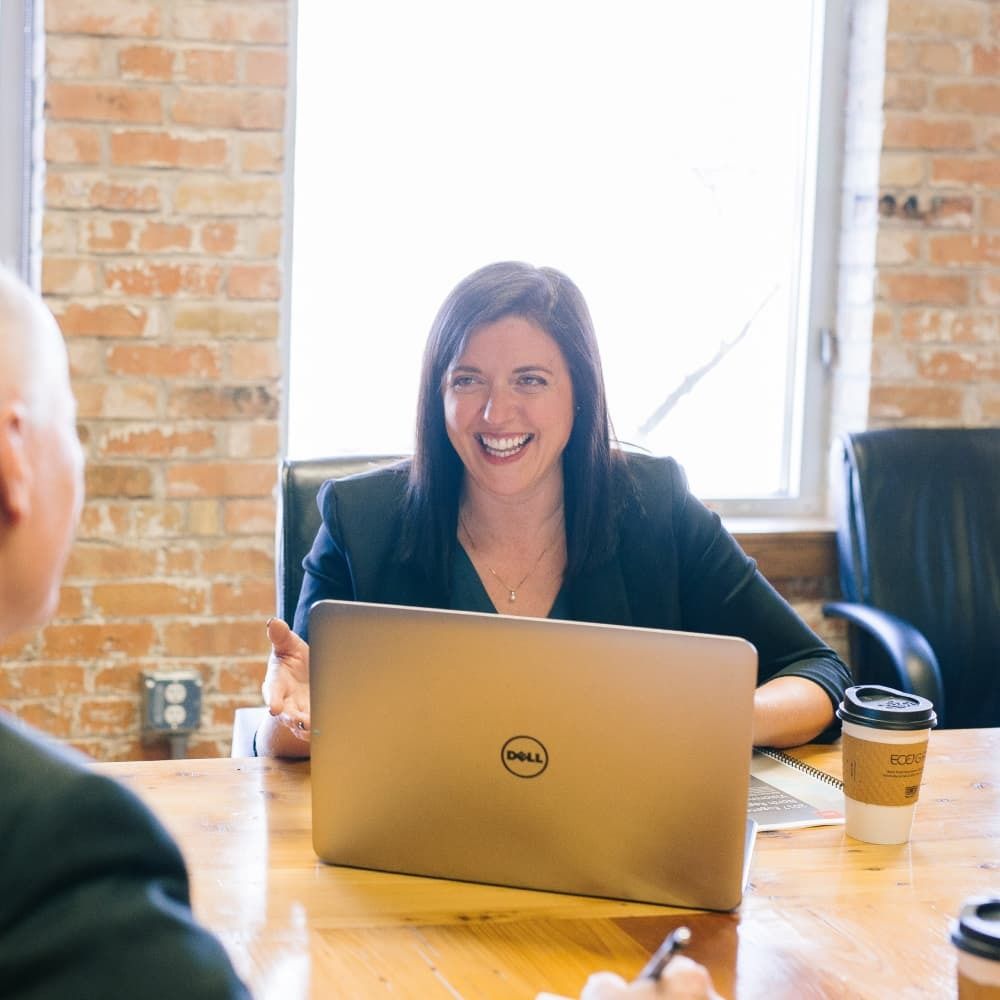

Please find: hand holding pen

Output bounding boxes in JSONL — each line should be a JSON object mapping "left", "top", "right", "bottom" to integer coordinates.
{"left": 536, "top": 926, "right": 725, "bottom": 1000}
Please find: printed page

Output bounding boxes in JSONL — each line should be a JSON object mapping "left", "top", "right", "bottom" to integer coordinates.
{"left": 749, "top": 751, "right": 845, "bottom": 831}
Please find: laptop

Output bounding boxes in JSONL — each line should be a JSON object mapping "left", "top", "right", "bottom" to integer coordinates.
{"left": 309, "top": 599, "right": 758, "bottom": 911}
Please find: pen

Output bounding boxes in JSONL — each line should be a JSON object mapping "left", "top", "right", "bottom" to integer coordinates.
{"left": 635, "top": 925, "right": 692, "bottom": 981}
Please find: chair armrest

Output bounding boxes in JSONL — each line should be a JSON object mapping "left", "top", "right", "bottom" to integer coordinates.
{"left": 822, "top": 601, "right": 946, "bottom": 721}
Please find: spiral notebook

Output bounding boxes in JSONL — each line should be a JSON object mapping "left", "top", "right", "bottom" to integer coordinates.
{"left": 749, "top": 748, "right": 845, "bottom": 830}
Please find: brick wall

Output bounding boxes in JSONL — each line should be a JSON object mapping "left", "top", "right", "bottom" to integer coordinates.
{"left": 872, "top": 0, "right": 999, "bottom": 424}
{"left": 0, "top": 0, "right": 288, "bottom": 759}
{"left": 1, "top": 0, "right": 994, "bottom": 760}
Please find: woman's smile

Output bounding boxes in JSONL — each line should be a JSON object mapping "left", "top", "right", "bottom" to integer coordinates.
{"left": 443, "top": 316, "right": 575, "bottom": 500}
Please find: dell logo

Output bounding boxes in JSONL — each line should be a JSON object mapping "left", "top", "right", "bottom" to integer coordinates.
{"left": 501, "top": 736, "right": 548, "bottom": 778}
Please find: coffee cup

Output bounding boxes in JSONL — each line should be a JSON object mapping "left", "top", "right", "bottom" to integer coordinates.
{"left": 952, "top": 896, "right": 1000, "bottom": 997}
{"left": 835, "top": 684, "right": 937, "bottom": 844}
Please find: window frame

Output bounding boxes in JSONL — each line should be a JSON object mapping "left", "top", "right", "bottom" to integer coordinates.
{"left": 281, "top": 0, "right": 849, "bottom": 520}
{"left": 0, "top": 0, "right": 37, "bottom": 280}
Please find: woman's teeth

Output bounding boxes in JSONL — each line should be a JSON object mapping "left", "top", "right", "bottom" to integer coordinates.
{"left": 478, "top": 434, "right": 532, "bottom": 458}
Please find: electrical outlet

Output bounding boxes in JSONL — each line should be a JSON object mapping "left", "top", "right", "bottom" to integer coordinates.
{"left": 141, "top": 670, "right": 202, "bottom": 735}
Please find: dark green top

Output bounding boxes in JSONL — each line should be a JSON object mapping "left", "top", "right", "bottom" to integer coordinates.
{"left": 0, "top": 714, "right": 249, "bottom": 999}
{"left": 293, "top": 452, "right": 851, "bottom": 715}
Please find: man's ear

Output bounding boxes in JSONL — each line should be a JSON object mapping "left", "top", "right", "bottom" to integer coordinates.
{"left": 0, "top": 401, "right": 32, "bottom": 524}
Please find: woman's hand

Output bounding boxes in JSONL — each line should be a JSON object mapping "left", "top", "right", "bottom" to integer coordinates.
{"left": 258, "top": 618, "right": 312, "bottom": 757}
{"left": 537, "top": 955, "right": 724, "bottom": 1000}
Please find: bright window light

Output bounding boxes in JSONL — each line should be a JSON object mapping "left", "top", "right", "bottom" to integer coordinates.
{"left": 287, "top": 1, "right": 838, "bottom": 509}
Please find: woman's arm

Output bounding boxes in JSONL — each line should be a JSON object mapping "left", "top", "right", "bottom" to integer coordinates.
{"left": 751, "top": 674, "right": 835, "bottom": 748}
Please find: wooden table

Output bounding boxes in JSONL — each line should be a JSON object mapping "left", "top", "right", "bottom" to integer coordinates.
{"left": 94, "top": 729, "right": 1000, "bottom": 999}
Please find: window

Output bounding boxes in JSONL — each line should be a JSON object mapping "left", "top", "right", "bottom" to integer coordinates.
{"left": 0, "top": 0, "right": 37, "bottom": 279}
{"left": 286, "top": 1, "right": 845, "bottom": 515}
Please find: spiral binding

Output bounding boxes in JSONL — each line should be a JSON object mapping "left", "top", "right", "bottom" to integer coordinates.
{"left": 757, "top": 747, "right": 844, "bottom": 790}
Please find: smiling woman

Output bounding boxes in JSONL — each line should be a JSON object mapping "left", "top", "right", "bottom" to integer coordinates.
{"left": 259, "top": 261, "right": 852, "bottom": 761}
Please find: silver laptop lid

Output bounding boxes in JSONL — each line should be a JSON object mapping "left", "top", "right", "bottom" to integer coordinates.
{"left": 309, "top": 600, "right": 757, "bottom": 910}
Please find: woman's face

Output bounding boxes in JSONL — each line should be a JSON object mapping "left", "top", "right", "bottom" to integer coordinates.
{"left": 443, "top": 315, "right": 575, "bottom": 503}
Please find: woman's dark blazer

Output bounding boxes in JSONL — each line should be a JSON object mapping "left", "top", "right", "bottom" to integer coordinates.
{"left": 293, "top": 452, "right": 851, "bottom": 710}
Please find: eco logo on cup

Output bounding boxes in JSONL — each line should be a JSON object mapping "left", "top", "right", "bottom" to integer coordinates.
{"left": 836, "top": 685, "right": 937, "bottom": 845}
{"left": 951, "top": 896, "right": 1000, "bottom": 997}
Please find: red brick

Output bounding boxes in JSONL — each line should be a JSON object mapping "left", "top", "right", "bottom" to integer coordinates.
{"left": 41, "top": 258, "right": 99, "bottom": 295}
{"left": 926, "top": 196, "right": 974, "bottom": 228}
{"left": 171, "top": 89, "right": 284, "bottom": 130}
{"left": 66, "top": 543, "right": 159, "bottom": 579}
{"left": 90, "top": 663, "right": 145, "bottom": 695}
{"left": 85, "top": 464, "right": 154, "bottom": 498}
{"left": 973, "top": 46, "right": 1000, "bottom": 76}
{"left": 173, "top": 177, "right": 281, "bottom": 215}
{"left": 45, "top": 172, "right": 159, "bottom": 211}
{"left": 57, "top": 586, "right": 86, "bottom": 618}
{"left": 211, "top": 579, "right": 275, "bottom": 615}
{"left": 200, "top": 222, "right": 238, "bottom": 254}
{"left": 172, "top": 5, "right": 288, "bottom": 44}
{"left": 887, "top": 1, "right": 983, "bottom": 38}
{"left": 46, "top": 83, "right": 162, "bottom": 124}
{"left": 879, "top": 273, "right": 969, "bottom": 305}
{"left": 226, "top": 423, "right": 280, "bottom": 463}
{"left": 172, "top": 305, "right": 278, "bottom": 338}
{"left": 46, "top": 0, "right": 161, "bottom": 36}
{"left": 985, "top": 198, "right": 1000, "bottom": 228}
{"left": 916, "top": 348, "right": 999, "bottom": 381}
{"left": 929, "top": 234, "right": 1000, "bottom": 266}
{"left": 133, "top": 501, "right": 186, "bottom": 537}
{"left": 105, "top": 262, "right": 223, "bottom": 297}
{"left": 92, "top": 582, "right": 205, "bottom": 616}
{"left": 77, "top": 501, "right": 131, "bottom": 539}
{"left": 46, "top": 37, "right": 104, "bottom": 78}
{"left": 227, "top": 341, "right": 279, "bottom": 379}
{"left": 166, "top": 385, "right": 278, "bottom": 420}
{"left": 182, "top": 49, "right": 237, "bottom": 84}
{"left": 934, "top": 84, "right": 1000, "bottom": 115}
{"left": 884, "top": 77, "right": 927, "bottom": 110}
{"left": 978, "top": 274, "right": 1000, "bottom": 306}
{"left": 45, "top": 125, "right": 102, "bottom": 164}
{"left": 163, "top": 547, "right": 199, "bottom": 575}
{"left": 254, "top": 223, "right": 282, "bottom": 256}
{"left": 217, "top": 662, "right": 264, "bottom": 696}
{"left": 42, "top": 623, "right": 156, "bottom": 659}
{"left": 869, "top": 383, "right": 963, "bottom": 420}
{"left": 79, "top": 381, "right": 161, "bottom": 420}
{"left": 916, "top": 42, "right": 963, "bottom": 73}
{"left": 162, "top": 620, "right": 266, "bottom": 657}
{"left": 53, "top": 302, "right": 149, "bottom": 337}
{"left": 932, "top": 158, "right": 1000, "bottom": 188}
{"left": 165, "top": 462, "right": 276, "bottom": 498}
{"left": 110, "top": 130, "right": 228, "bottom": 169}
{"left": 223, "top": 498, "right": 276, "bottom": 535}
{"left": 98, "top": 425, "right": 217, "bottom": 458}
{"left": 78, "top": 699, "right": 137, "bottom": 732}
{"left": 900, "top": 309, "right": 997, "bottom": 344}
{"left": 244, "top": 50, "right": 287, "bottom": 87}
{"left": 202, "top": 541, "right": 273, "bottom": 577}
{"left": 82, "top": 219, "right": 134, "bottom": 253}
{"left": 882, "top": 116, "right": 975, "bottom": 150}
{"left": 885, "top": 39, "right": 910, "bottom": 72}
{"left": 138, "top": 222, "right": 193, "bottom": 252}
{"left": 106, "top": 343, "right": 220, "bottom": 377}
{"left": 14, "top": 705, "right": 72, "bottom": 739}
{"left": 227, "top": 264, "right": 280, "bottom": 300}
{"left": 119, "top": 45, "right": 175, "bottom": 80}
{"left": 0, "top": 665, "right": 86, "bottom": 699}
{"left": 240, "top": 134, "right": 283, "bottom": 173}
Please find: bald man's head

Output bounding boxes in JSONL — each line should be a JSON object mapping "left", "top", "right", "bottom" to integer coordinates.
{"left": 0, "top": 267, "right": 84, "bottom": 638}
{"left": 0, "top": 266, "right": 71, "bottom": 417}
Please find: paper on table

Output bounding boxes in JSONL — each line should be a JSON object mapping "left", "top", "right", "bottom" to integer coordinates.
{"left": 749, "top": 750, "right": 845, "bottom": 831}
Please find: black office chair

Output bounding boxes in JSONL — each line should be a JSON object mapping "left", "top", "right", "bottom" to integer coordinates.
{"left": 275, "top": 456, "right": 405, "bottom": 622}
{"left": 823, "top": 428, "right": 1000, "bottom": 728}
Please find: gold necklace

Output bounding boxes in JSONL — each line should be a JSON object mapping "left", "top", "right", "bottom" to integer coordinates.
{"left": 459, "top": 514, "right": 563, "bottom": 604}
